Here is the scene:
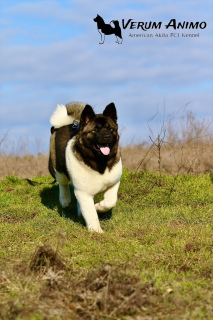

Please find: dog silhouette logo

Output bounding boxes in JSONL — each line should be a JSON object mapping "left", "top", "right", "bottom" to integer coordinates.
{"left": 94, "top": 14, "right": 123, "bottom": 44}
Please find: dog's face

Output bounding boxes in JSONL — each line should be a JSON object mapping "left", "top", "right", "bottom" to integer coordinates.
{"left": 79, "top": 103, "right": 119, "bottom": 157}
{"left": 93, "top": 14, "right": 101, "bottom": 23}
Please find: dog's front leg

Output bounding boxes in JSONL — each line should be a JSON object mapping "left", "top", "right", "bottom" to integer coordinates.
{"left": 74, "top": 190, "right": 103, "bottom": 233}
{"left": 95, "top": 181, "right": 120, "bottom": 212}
{"left": 98, "top": 30, "right": 105, "bottom": 44}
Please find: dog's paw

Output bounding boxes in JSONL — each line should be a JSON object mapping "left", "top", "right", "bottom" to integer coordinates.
{"left": 94, "top": 202, "right": 101, "bottom": 212}
{"left": 87, "top": 220, "right": 104, "bottom": 233}
{"left": 95, "top": 200, "right": 116, "bottom": 212}
{"left": 59, "top": 196, "right": 71, "bottom": 208}
{"left": 88, "top": 225, "right": 104, "bottom": 233}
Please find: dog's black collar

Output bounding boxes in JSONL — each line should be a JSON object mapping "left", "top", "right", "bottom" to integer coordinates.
{"left": 50, "top": 126, "right": 56, "bottom": 134}
{"left": 72, "top": 120, "right": 80, "bottom": 131}
{"left": 50, "top": 120, "right": 80, "bottom": 134}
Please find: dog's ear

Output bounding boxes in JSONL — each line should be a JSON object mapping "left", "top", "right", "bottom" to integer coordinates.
{"left": 80, "top": 104, "right": 95, "bottom": 127}
{"left": 103, "top": 102, "right": 117, "bottom": 123}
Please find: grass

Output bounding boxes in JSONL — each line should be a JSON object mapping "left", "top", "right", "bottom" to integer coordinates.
{"left": 0, "top": 169, "right": 213, "bottom": 319}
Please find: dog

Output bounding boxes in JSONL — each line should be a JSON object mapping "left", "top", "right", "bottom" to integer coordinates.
{"left": 93, "top": 14, "right": 123, "bottom": 44}
{"left": 48, "top": 102, "right": 122, "bottom": 233}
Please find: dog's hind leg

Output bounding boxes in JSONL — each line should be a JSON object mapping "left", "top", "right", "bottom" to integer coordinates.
{"left": 77, "top": 202, "right": 82, "bottom": 217}
{"left": 115, "top": 36, "right": 122, "bottom": 44}
{"left": 55, "top": 171, "right": 71, "bottom": 208}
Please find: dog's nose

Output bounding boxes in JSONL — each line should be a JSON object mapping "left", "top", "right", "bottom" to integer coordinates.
{"left": 103, "top": 134, "right": 112, "bottom": 142}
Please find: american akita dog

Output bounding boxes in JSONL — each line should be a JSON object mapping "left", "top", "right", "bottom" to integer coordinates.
{"left": 48, "top": 102, "right": 122, "bottom": 233}
{"left": 93, "top": 14, "right": 123, "bottom": 44}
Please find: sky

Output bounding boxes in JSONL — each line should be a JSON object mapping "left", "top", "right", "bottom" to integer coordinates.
{"left": 0, "top": 0, "right": 213, "bottom": 153}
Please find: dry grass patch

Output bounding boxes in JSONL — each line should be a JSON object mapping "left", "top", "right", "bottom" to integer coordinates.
{"left": 0, "top": 109, "right": 213, "bottom": 178}
{"left": 0, "top": 245, "right": 190, "bottom": 320}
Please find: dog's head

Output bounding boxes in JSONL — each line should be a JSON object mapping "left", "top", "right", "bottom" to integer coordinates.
{"left": 93, "top": 14, "right": 103, "bottom": 23}
{"left": 79, "top": 103, "right": 118, "bottom": 157}
{"left": 93, "top": 14, "right": 101, "bottom": 22}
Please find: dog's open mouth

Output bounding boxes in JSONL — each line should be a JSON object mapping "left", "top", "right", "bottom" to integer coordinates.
{"left": 94, "top": 144, "right": 110, "bottom": 156}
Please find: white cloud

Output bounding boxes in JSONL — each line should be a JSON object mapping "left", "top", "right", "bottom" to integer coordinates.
{"left": 0, "top": 0, "right": 212, "bottom": 151}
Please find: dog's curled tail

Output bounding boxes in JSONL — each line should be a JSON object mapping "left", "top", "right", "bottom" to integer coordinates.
{"left": 50, "top": 102, "right": 86, "bottom": 129}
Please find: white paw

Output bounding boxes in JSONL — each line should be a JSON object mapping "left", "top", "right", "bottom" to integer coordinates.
{"left": 95, "top": 201, "right": 116, "bottom": 213}
{"left": 59, "top": 196, "right": 71, "bottom": 208}
{"left": 94, "top": 202, "right": 101, "bottom": 212}
{"left": 88, "top": 225, "right": 104, "bottom": 233}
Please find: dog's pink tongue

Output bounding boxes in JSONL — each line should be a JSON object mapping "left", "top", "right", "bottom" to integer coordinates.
{"left": 100, "top": 146, "right": 110, "bottom": 155}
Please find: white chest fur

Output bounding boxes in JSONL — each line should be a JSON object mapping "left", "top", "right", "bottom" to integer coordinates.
{"left": 65, "top": 137, "right": 122, "bottom": 196}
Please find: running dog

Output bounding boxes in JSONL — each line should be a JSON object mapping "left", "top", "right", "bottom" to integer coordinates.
{"left": 49, "top": 102, "right": 122, "bottom": 233}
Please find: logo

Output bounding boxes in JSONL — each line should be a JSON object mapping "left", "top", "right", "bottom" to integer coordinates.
{"left": 93, "top": 15, "right": 207, "bottom": 44}
{"left": 93, "top": 14, "right": 123, "bottom": 44}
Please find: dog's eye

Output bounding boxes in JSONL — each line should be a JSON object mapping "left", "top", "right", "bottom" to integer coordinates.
{"left": 92, "top": 126, "right": 100, "bottom": 133}
{"left": 106, "top": 124, "right": 113, "bottom": 131}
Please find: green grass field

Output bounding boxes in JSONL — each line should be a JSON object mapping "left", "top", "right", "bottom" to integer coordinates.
{"left": 0, "top": 169, "right": 213, "bottom": 319}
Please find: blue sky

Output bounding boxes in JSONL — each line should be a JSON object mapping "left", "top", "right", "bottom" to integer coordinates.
{"left": 0, "top": 0, "right": 213, "bottom": 153}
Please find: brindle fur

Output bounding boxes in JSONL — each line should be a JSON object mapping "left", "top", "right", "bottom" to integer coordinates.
{"left": 49, "top": 102, "right": 120, "bottom": 178}
{"left": 73, "top": 114, "right": 120, "bottom": 174}
{"left": 49, "top": 125, "right": 77, "bottom": 179}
